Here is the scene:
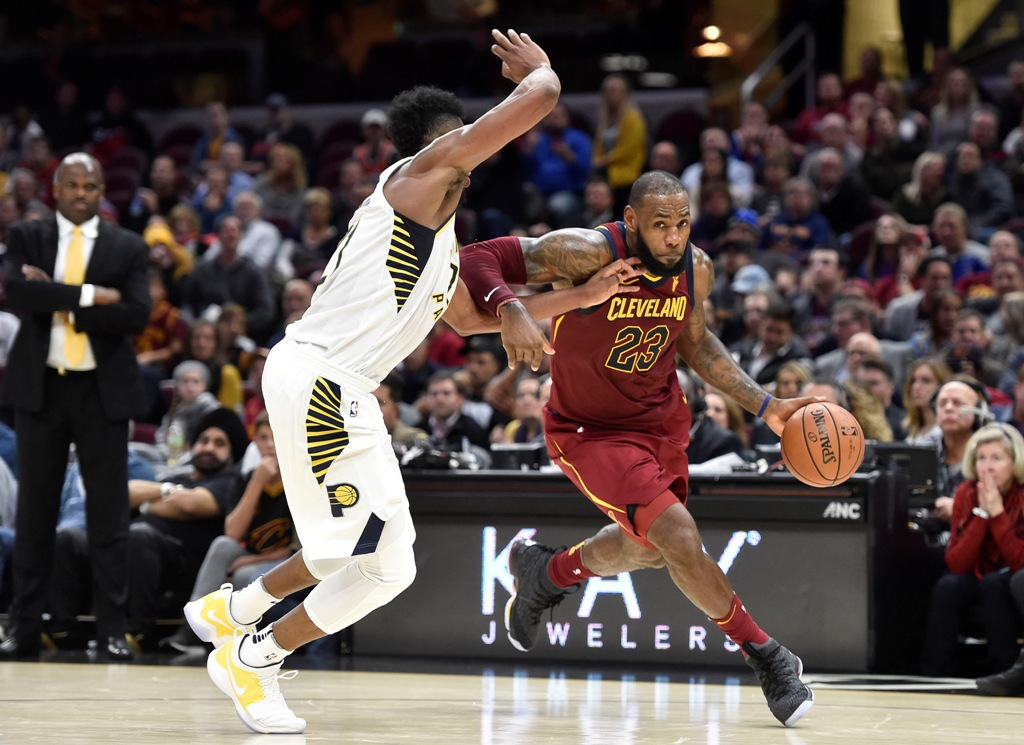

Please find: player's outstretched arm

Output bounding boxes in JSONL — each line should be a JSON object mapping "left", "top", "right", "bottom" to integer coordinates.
{"left": 459, "top": 229, "right": 639, "bottom": 369}
{"left": 444, "top": 258, "right": 639, "bottom": 370}
{"left": 441, "top": 29, "right": 560, "bottom": 173}
{"left": 460, "top": 228, "right": 619, "bottom": 314}
{"left": 392, "top": 30, "right": 559, "bottom": 220}
{"left": 675, "top": 248, "right": 819, "bottom": 434}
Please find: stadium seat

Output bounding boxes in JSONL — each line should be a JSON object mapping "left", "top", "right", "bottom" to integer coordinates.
{"left": 158, "top": 124, "right": 203, "bottom": 152}
{"left": 319, "top": 121, "right": 363, "bottom": 151}
{"left": 105, "top": 146, "right": 148, "bottom": 174}
{"left": 317, "top": 140, "right": 358, "bottom": 171}
{"left": 655, "top": 109, "right": 707, "bottom": 166}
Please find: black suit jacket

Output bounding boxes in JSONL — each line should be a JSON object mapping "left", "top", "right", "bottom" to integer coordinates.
{"left": 730, "top": 336, "right": 812, "bottom": 387}
{"left": 688, "top": 418, "right": 745, "bottom": 465}
{"left": 417, "top": 412, "right": 491, "bottom": 452}
{"left": 2, "top": 217, "right": 151, "bottom": 420}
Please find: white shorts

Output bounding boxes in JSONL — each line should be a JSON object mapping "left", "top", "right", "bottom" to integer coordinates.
{"left": 263, "top": 340, "right": 412, "bottom": 564}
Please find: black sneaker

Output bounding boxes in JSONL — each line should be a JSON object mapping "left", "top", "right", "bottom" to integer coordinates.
{"left": 743, "top": 638, "right": 815, "bottom": 726}
{"left": 504, "top": 538, "right": 574, "bottom": 652}
{"left": 977, "top": 653, "right": 1024, "bottom": 696}
{"left": 159, "top": 626, "right": 207, "bottom": 656}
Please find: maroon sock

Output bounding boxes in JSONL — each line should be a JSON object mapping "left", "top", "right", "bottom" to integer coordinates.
{"left": 548, "top": 541, "right": 598, "bottom": 587}
{"left": 711, "top": 594, "right": 770, "bottom": 647}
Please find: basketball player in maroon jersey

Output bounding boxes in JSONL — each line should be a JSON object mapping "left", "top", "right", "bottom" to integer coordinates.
{"left": 460, "top": 170, "right": 821, "bottom": 727}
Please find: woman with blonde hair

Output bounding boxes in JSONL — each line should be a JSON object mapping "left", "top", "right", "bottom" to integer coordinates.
{"left": 705, "top": 389, "right": 750, "bottom": 448}
{"left": 930, "top": 66, "right": 981, "bottom": 151}
{"left": 890, "top": 150, "right": 949, "bottom": 226}
{"left": 922, "top": 423, "right": 1024, "bottom": 680}
{"left": 285, "top": 186, "right": 340, "bottom": 281}
{"left": 254, "top": 142, "right": 308, "bottom": 230}
{"left": 591, "top": 73, "right": 647, "bottom": 211}
{"left": 186, "top": 318, "right": 244, "bottom": 414}
{"left": 750, "top": 361, "right": 812, "bottom": 446}
{"left": 857, "top": 212, "right": 912, "bottom": 284}
{"left": 873, "top": 77, "right": 928, "bottom": 145}
{"left": 773, "top": 360, "right": 813, "bottom": 399}
{"left": 903, "top": 357, "right": 953, "bottom": 443}
{"left": 168, "top": 202, "right": 203, "bottom": 260}
{"left": 844, "top": 379, "right": 893, "bottom": 442}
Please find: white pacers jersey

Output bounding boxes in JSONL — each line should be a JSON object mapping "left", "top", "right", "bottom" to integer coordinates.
{"left": 264, "top": 157, "right": 459, "bottom": 562}
{"left": 286, "top": 156, "right": 460, "bottom": 386}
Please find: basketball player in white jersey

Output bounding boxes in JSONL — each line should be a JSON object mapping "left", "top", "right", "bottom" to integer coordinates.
{"left": 181, "top": 29, "right": 641, "bottom": 735}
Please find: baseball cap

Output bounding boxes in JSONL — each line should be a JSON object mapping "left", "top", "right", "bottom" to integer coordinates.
{"left": 731, "top": 264, "right": 773, "bottom": 294}
{"left": 361, "top": 108, "right": 388, "bottom": 128}
{"left": 265, "top": 93, "right": 290, "bottom": 109}
{"left": 727, "top": 208, "right": 761, "bottom": 238}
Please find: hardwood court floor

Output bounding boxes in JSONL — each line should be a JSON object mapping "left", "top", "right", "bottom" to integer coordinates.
{"left": 0, "top": 660, "right": 1019, "bottom": 744}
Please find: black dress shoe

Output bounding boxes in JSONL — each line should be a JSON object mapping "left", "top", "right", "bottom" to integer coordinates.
{"left": 0, "top": 635, "right": 41, "bottom": 660}
{"left": 88, "top": 636, "right": 134, "bottom": 662}
{"left": 977, "top": 652, "right": 1024, "bottom": 696}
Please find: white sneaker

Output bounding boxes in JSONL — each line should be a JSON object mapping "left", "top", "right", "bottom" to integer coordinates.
{"left": 184, "top": 583, "right": 256, "bottom": 648}
{"left": 207, "top": 632, "right": 306, "bottom": 734}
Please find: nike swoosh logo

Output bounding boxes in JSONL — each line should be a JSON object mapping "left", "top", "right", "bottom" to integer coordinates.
{"left": 483, "top": 286, "right": 501, "bottom": 302}
{"left": 224, "top": 649, "right": 252, "bottom": 700}
{"left": 204, "top": 605, "right": 229, "bottom": 631}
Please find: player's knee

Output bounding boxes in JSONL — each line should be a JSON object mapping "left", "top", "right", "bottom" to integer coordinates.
{"left": 377, "top": 541, "right": 417, "bottom": 595}
{"left": 642, "top": 552, "right": 667, "bottom": 570}
{"left": 653, "top": 524, "right": 703, "bottom": 566}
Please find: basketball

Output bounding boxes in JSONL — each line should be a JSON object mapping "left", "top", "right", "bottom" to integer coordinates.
{"left": 780, "top": 402, "right": 865, "bottom": 488}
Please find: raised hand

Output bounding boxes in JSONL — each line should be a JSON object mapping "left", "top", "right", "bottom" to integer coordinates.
{"left": 491, "top": 29, "right": 552, "bottom": 84}
{"left": 977, "top": 470, "right": 1005, "bottom": 518}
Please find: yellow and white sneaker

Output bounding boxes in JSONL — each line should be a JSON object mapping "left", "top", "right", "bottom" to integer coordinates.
{"left": 207, "top": 633, "right": 306, "bottom": 734}
{"left": 184, "top": 584, "right": 256, "bottom": 648}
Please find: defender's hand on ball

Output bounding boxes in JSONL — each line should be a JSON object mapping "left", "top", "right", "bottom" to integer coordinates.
{"left": 763, "top": 395, "right": 825, "bottom": 437}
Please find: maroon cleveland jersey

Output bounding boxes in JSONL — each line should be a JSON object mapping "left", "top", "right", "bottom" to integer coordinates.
{"left": 546, "top": 221, "right": 695, "bottom": 435}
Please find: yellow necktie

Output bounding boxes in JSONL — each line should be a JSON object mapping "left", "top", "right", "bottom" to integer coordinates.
{"left": 63, "top": 225, "right": 87, "bottom": 366}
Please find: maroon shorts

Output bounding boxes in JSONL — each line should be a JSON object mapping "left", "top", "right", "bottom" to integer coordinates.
{"left": 544, "top": 410, "right": 689, "bottom": 548}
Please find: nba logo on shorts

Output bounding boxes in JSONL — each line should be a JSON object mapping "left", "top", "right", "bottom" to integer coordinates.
{"left": 349, "top": 401, "right": 359, "bottom": 417}
{"left": 327, "top": 483, "right": 359, "bottom": 517}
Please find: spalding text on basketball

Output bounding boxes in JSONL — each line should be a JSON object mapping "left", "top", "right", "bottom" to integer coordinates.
{"left": 810, "top": 408, "right": 836, "bottom": 464}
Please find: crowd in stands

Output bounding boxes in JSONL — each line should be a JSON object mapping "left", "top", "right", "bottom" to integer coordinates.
{"left": 3, "top": 45, "right": 1024, "bottom": 677}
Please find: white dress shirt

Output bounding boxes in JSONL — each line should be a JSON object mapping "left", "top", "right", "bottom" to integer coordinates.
{"left": 47, "top": 212, "right": 99, "bottom": 371}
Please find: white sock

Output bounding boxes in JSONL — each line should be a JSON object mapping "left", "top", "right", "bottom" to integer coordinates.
{"left": 230, "top": 576, "right": 281, "bottom": 625}
{"left": 239, "top": 624, "right": 289, "bottom": 668}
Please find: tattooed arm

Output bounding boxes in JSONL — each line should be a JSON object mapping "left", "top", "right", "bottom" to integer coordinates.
{"left": 459, "top": 229, "right": 640, "bottom": 370}
{"left": 675, "top": 247, "right": 819, "bottom": 435}
{"left": 519, "top": 228, "right": 617, "bottom": 282}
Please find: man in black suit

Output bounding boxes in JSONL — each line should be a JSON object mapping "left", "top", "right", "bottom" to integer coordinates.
{"left": 730, "top": 300, "right": 813, "bottom": 387}
{"left": 0, "top": 153, "right": 150, "bottom": 660}
{"left": 676, "top": 369, "right": 746, "bottom": 465}
{"left": 417, "top": 370, "right": 490, "bottom": 452}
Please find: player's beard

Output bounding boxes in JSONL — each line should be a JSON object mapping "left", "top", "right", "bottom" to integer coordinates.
{"left": 634, "top": 229, "right": 686, "bottom": 276}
